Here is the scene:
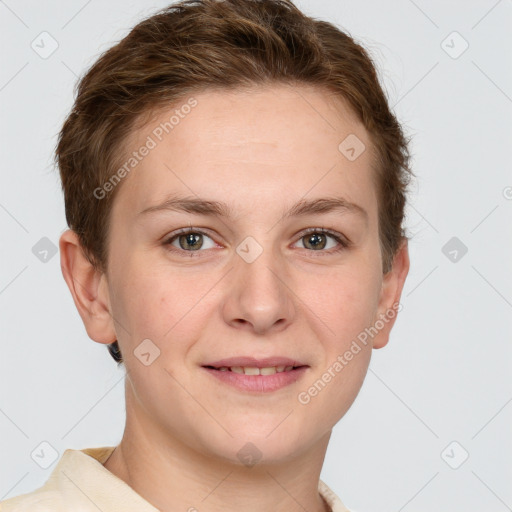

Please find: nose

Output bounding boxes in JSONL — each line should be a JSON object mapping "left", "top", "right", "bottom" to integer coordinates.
{"left": 222, "top": 241, "right": 295, "bottom": 335}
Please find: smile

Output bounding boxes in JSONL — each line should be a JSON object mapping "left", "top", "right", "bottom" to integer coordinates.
{"left": 201, "top": 365, "right": 309, "bottom": 392}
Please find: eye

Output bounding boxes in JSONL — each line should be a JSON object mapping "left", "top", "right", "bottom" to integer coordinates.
{"left": 293, "top": 228, "right": 349, "bottom": 255}
{"left": 163, "top": 226, "right": 350, "bottom": 258}
{"left": 163, "top": 228, "right": 216, "bottom": 255}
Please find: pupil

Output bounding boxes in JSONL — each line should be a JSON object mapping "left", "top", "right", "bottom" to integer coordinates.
{"left": 306, "top": 233, "right": 326, "bottom": 250}
{"left": 180, "top": 233, "right": 202, "bottom": 250}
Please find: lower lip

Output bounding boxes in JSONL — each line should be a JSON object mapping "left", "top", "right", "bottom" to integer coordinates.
{"left": 201, "top": 366, "right": 309, "bottom": 393}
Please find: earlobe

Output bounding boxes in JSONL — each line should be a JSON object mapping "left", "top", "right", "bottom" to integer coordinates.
{"left": 59, "top": 229, "right": 116, "bottom": 345}
{"left": 371, "top": 238, "right": 410, "bottom": 349}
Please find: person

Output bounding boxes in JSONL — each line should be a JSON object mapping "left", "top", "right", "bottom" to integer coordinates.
{"left": 0, "top": 0, "right": 412, "bottom": 510}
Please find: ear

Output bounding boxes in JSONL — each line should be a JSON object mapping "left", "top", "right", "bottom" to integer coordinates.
{"left": 59, "top": 229, "right": 116, "bottom": 345}
{"left": 371, "top": 238, "right": 410, "bottom": 349}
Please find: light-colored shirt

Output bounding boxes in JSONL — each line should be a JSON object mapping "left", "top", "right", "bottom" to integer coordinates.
{"left": 0, "top": 446, "right": 353, "bottom": 511}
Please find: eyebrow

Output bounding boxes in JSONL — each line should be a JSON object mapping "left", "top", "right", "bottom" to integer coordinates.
{"left": 138, "top": 195, "right": 368, "bottom": 223}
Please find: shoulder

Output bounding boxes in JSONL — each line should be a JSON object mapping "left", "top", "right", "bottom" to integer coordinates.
{"left": 0, "top": 489, "right": 65, "bottom": 512}
{"left": 318, "top": 479, "right": 358, "bottom": 512}
{"left": 0, "top": 446, "right": 117, "bottom": 512}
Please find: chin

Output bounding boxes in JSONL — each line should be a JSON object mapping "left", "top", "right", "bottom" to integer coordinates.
{"left": 210, "top": 427, "right": 309, "bottom": 467}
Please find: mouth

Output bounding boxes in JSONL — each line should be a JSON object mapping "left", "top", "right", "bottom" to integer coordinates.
{"left": 202, "top": 364, "right": 307, "bottom": 375}
{"left": 202, "top": 356, "right": 308, "bottom": 370}
{"left": 201, "top": 357, "right": 310, "bottom": 393}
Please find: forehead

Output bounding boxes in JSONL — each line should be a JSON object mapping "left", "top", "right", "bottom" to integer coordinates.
{"left": 113, "top": 84, "right": 378, "bottom": 219}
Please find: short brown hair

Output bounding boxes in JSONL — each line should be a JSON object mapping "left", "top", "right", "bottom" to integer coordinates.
{"left": 55, "top": 0, "right": 413, "bottom": 364}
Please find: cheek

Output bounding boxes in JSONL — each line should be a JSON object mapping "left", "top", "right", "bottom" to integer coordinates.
{"left": 111, "top": 260, "right": 215, "bottom": 355}
{"left": 108, "top": 259, "right": 177, "bottom": 343}
{"left": 322, "top": 347, "right": 372, "bottom": 426}
{"left": 304, "top": 263, "right": 381, "bottom": 345}
{"left": 308, "top": 262, "right": 380, "bottom": 420}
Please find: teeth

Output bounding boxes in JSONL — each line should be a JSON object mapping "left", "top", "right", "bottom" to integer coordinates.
{"left": 219, "top": 366, "right": 298, "bottom": 375}
{"left": 243, "top": 367, "right": 260, "bottom": 376}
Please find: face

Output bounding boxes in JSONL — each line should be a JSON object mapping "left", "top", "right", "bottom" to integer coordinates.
{"left": 82, "top": 84, "right": 408, "bottom": 465}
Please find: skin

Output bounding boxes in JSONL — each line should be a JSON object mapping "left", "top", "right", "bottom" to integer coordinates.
{"left": 60, "top": 84, "right": 409, "bottom": 512}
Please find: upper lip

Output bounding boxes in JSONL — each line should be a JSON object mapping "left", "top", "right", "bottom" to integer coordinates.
{"left": 202, "top": 356, "right": 308, "bottom": 368}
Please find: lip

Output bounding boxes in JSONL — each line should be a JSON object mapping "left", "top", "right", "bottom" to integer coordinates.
{"left": 202, "top": 366, "right": 309, "bottom": 393}
{"left": 202, "top": 356, "right": 307, "bottom": 368}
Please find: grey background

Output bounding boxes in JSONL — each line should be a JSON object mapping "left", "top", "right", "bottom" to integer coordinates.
{"left": 1, "top": 1, "right": 511, "bottom": 511}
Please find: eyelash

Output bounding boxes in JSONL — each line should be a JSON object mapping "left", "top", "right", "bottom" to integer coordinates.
{"left": 162, "top": 227, "right": 350, "bottom": 258}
